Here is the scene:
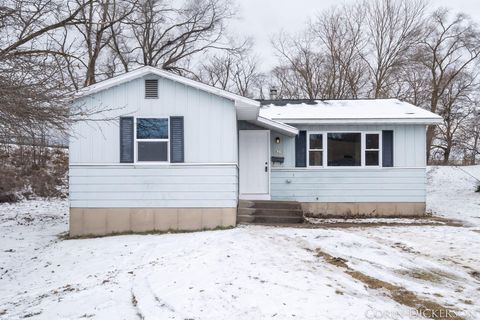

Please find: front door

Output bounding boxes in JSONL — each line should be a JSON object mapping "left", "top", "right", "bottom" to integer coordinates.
{"left": 239, "top": 130, "right": 270, "bottom": 200}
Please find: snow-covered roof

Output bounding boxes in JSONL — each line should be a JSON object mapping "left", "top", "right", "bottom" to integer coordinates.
{"left": 75, "top": 66, "right": 260, "bottom": 109}
{"left": 259, "top": 99, "right": 442, "bottom": 124}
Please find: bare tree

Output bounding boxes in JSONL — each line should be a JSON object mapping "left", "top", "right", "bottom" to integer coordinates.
{"left": 433, "top": 72, "right": 477, "bottom": 163}
{"left": 195, "top": 41, "right": 264, "bottom": 98}
{"left": 459, "top": 108, "right": 480, "bottom": 164}
{"left": 195, "top": 53, "right": 234, "bottom": 90}
{"left": 117, "top": 0, "right": 236, "bottom": 73}
{"left": 0, "top": 0, "right": 91, "bottom": 139}
{"left": 362, "top": 0, "right": 427, "bottom": 98}
{"left": 73, "top": 0, "right": 137, "bottom": 86}
{"left": 418, "top": 9, "right": 480, "bottom": 161}
{"left": 312, "top": 4, "right": 368, "bottom": 98}
{"left": 271, "top": 31, "right": 327, "bottom": 99}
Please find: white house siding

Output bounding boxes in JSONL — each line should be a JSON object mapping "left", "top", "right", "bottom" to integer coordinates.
{"left": 271, "top": 124, "right": 426, "bottom": 168}
{"left": 271, "top": 168, "right": 425, "bottom": 203}
{"left": 69, "top": 165, "right": 238, "bottom": 208}
{"left": 68, "top": 75, "right": 240, "bottom": 236}
{"left": 269, "top": 124, "right": 427, "bottom": 203}
{"left": 70, "top": 75, "right": 238, "bottom": 164}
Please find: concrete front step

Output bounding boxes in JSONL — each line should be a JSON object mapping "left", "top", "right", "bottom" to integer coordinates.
{"left": 237, "top": 215, "right": 304, "bottom": 224}
{"left": 239, "top": 200, "right": 302, "bottom": 210}
{"left": 237, "top": 199, "right": 304, "bottom": 224}
{"left": 238, "top": 207, "right": 303, "bottom": 217}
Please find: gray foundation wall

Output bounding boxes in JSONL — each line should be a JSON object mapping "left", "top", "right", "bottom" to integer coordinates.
{"left": 69, "top": 207, "right": 237, "bottom": 237}
{"left": 301, "top": 202, "right": 426, "bottom": 218}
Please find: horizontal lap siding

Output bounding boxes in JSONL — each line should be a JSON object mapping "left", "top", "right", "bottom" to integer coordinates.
{"left": 271, "top": 168, "right": 426, "bottom": 202}
{"left": 69, "top": 165, "right": 238, "bottom": 208}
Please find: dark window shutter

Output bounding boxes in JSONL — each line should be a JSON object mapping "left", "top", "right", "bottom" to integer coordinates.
{"left": 295, "top": 130, "right": 307, "bottom": 167}
{"left": 382, "top": 130, "right": 394, "bottom": 167}
{"left": 170, "top": 116, "right": 184, "bottom": 163}
{"left": 120, "top": 117, "right": 134, "bottom": 163}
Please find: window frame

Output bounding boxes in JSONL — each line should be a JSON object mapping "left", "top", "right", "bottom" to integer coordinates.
{"left": 134, "top": 116, "right": 169, "bottom": 163}
{"left": 307, "top": 132, "right": 326, "bottom": 167}
{"left": 306, "top": 131, "right": 383, "bottom": 168}
{"left": 363, "top": 132, "right": 382, "bottom": 167}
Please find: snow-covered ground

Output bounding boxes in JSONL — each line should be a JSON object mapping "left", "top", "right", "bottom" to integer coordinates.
{"left": 0, "top": 166, "right": 479, "bottom": 320}
{"left": 427, "top": 165, "right": 480, "bottom": 226}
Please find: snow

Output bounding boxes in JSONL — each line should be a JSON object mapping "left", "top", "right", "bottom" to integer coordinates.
{"left": 427, "top": 165, "right": 480, "bottom": 226}
{"left": 306, "top": 217, "right": 447, "bottom": 225}
{"left": 259, "top": 99, "right": 443, "bottom": 124}
{"left": 1, "top": 166, "right": 479, "bottom": 320}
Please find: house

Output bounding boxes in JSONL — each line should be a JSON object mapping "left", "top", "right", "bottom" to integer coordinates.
{"left": 69, "top": 66, "right": 442, "bottom": 236}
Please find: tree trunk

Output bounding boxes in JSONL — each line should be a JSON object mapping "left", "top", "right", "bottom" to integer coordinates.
{"left": 442, "top": 147, "right": 450, "bottom": 165}
{"left": 426, "top": 125, "right": 436, "bottom": 163}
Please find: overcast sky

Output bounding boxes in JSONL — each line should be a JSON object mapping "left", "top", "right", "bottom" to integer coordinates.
{"left": 231, "top": 0, "right": 480, "bottom": 71}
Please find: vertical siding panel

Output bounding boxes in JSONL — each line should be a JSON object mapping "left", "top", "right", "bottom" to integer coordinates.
{"left": 404, "top": 125, "right": 414, "bottom": 167}
{"left": 70, "top": 75, "right": 238, "bottom": 164}
{"left": 394, "top": 125, "right": 405, "bottom": 167}
{"left": 415, "top": 125, "right": 426, "bottom": 166}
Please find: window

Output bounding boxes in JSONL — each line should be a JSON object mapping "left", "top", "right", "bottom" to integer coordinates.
{"left": 306, "top": 131, "right": 383, "bottom": 167}
{"left": 136, "top": 118, "right": 168, "bottom": 162}
{"left": 327, "top": 133, "right": 361, "bottom": 166}
{"left": 365, "top": 133, "right": 380, "bottom": 166}
{"left": 308, "top": 133, "right": 323, "bottom": 166}
{"left": 145, "top": 79, "right": 158, "bottom": 98}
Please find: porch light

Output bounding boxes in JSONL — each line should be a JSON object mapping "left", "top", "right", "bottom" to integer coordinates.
{"left": 275, "top": 137, "right": 281, "bottom": 144}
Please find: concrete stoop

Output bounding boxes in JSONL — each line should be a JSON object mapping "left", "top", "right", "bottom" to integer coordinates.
{"left": 237, "top": 200, "right": 304, "bottom": 224}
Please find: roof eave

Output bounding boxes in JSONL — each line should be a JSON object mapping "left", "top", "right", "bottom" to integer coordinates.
{"left": 252, "top": 116, "right": 299, "bottom": 136}
{"left": 73, "top": 66, "right": 260, "bottom": 108}
{"left": 269, "top": 118, "right": 443, "bottom": 125}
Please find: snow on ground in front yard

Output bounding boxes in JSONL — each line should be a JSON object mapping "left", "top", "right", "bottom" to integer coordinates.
{"left": 0, "top": 166, "right": 479, "bottom": 320}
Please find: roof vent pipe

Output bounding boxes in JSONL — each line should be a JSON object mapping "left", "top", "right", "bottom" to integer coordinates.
{"left": 269, "top": 87, "right": 278, "bottom": 100}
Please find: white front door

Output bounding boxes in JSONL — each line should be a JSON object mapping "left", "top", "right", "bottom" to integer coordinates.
{"left": 239, "top": 130, "right": 270, "bottom": 200}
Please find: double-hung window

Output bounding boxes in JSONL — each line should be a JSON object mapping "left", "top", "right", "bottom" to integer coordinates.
{"left": 136, "top": 118, "right": 169, "bottom": 162}
{"left": 365, "top": 133, "right": 380, "bottom": 166}
{"left": 308, "top": 133, "right": 324, "bottom": 166}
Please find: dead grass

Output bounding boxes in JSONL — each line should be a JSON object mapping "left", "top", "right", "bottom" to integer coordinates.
{"left": 315, "top": 249, "right": 465, "bottom": 320}
{"left": 60, "top": 226, "right": 235, "bottom": 240}
{"left": 397, "top": 268, "right": 457, "bottom": 283}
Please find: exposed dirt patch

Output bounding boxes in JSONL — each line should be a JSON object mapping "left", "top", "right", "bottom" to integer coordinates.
{"left": 247, "top": 216, "right": 466, "bottom": 229}
{"left": 315, "top": 248, "right": 465, "bottom": 320}
{"left": 397, "top": 268, "right": 458, "bottom": 283}
{"left": 469, "top": 271, "right": 480, "bottom": 281}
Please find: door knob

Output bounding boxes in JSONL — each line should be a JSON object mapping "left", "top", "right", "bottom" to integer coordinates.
{"left": 265, "top": 162, "right": 268, "bottom": 172}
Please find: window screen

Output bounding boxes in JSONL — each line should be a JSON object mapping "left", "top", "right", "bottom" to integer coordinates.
{"left": 327, "top": 133, "right": 361, "bottom": 166}
{"left": 137, "top": 141, "right": 168, "bottom": 161}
